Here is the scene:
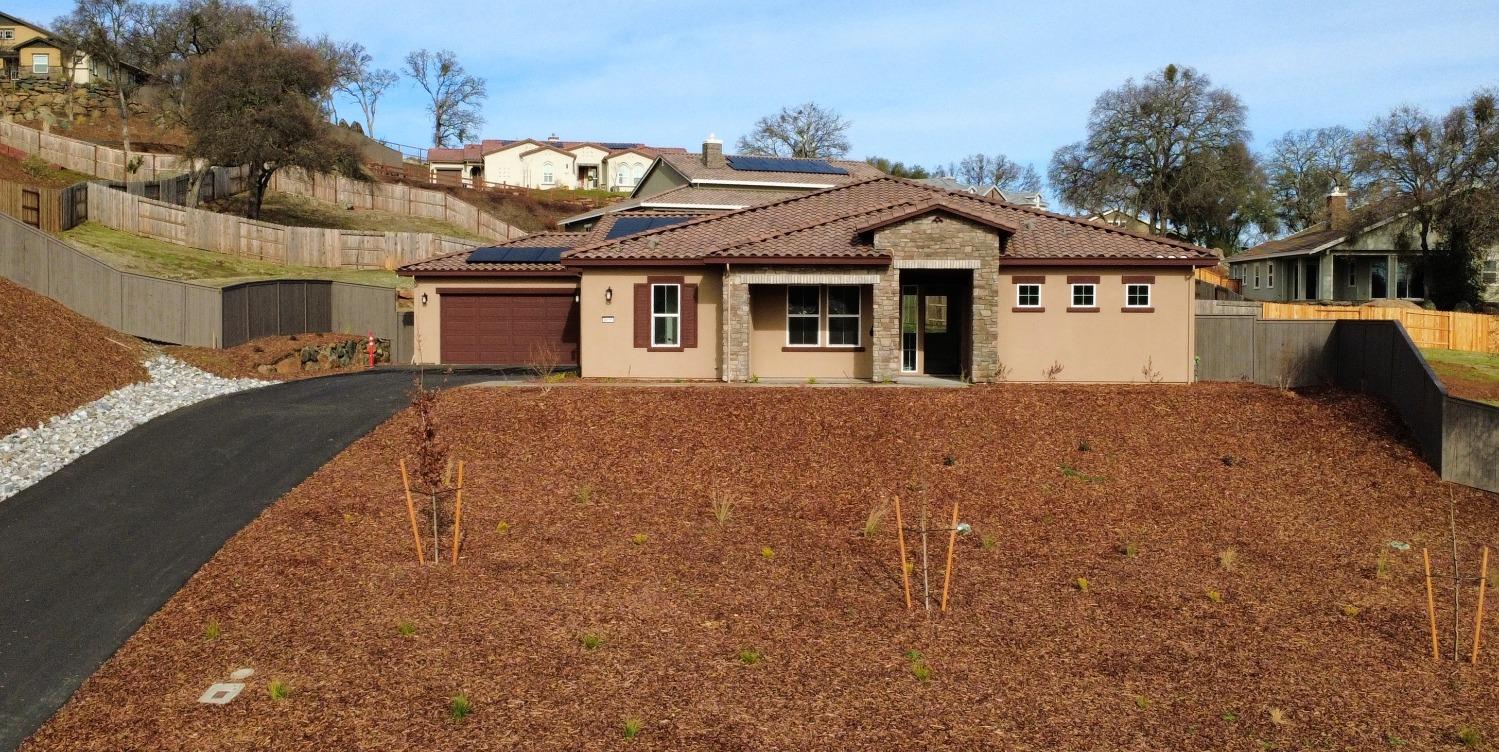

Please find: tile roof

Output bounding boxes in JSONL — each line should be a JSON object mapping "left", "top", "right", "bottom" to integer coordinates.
{"left": 580, "top": 209, "right": 723, "bottom": 246}
{"left": 556, "top": 185, "right": 812, "bottom": 228}
{"left": 398, "top": 232, "right": 588, "bottom": 274}
{"left": 564, "top": 177, "right": 1220, "bottom": 265}
{"left": 657, "top": 152, "right": 886, "bottom": 185}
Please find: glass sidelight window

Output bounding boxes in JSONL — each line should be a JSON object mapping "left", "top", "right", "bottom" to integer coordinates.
{"left": 900, "top": 285, "right": 918, "bottom": 372}
{"left": 786, "top": 285, "right": 820, "bottom": 346}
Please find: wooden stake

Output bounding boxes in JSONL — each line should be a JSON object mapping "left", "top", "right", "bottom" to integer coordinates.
{"left": 894, "top": 495, "right": 912, "bottom": 610}
{"left": 1450, "top": 493, "right": 1462, "bottom": 661}
{"left": 450, "top": 460, "right": 465, "bottom": 566}
{"left": 940, "top": 501, "right": 959, "bottom": 613}
{"left": 1473, "top": 546, "right": 1490, "bottom": 664}
{"left": 1424, "top": 547, "right": 1440, "bottom": 660}
{"left": 399, "top": 458, "right": 425, "bottom": 564}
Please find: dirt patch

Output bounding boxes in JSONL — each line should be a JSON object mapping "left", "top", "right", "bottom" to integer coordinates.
{"left": 0, "top": 277, "right": 147, "bottom": 435}
{"left": 1431, "top": 363, "right": 1499, "bottom": 404}
{"left": 21, "top": 384, "right": 1499, "bottom": 750}
{"left": 386, "top": 178, "right": 624, "bottom": 232}
{"left": 0, "top": 151, "right": 94, "bottom": 189}
{"left": 166, "top": 333, "right": 370, "bottom": 381}
{"left": 60, "top": 114, "right": 188, "bottom": 155}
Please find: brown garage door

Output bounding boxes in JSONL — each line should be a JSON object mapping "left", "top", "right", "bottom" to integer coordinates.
{"left": 440, "top": 290, "right": 579, "bottom": 365}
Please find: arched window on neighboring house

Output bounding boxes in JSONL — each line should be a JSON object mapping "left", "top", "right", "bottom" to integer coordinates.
{"left": 542, "top": 162, "right": 555, "bottom": 185}
{"left": 632, "top": 163, "right": 644, "bottom": 183}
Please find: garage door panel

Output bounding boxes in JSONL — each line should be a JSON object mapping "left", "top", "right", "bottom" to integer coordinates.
{"left": 440, "top": 291, "right": 579, "bottom": 365}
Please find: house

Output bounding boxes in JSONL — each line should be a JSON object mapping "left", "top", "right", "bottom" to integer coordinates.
{"left": 1226, "top": 189, "right": 1499, "bottom": 303}
{"left": 918, "top": 176, "right": 1047, "bottom": 209}
{"left": 400, "top": 176, "right": 1220, "bottom": 382}
{"left": 0, "top": 12, "right": 141, "bottom": 85}
{"left": 557, "top": 135, "right": 889, "bottom": 231}
{"left": 425, "top": 135, "right": 686, "bottom": 191}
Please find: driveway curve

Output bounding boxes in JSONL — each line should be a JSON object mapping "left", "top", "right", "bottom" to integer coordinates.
{"left": 0, "top": 368, "right": 511, "bottom": 750}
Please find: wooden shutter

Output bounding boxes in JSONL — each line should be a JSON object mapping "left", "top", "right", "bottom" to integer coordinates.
{"left": 633, "top": 283, "right": 649, "bottom": 348}
{"left": 682, "top": 284, "right": 698, "bottom": 348}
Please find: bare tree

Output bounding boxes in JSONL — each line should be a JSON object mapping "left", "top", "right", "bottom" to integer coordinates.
{"left": 957, "top": 153, "right": 1042, "bottom": 191}
{"left": 1048, "top": 64, "right": 1249, "bottom": 234}
{"left": 1264, "top": 126, "right": 1355, "bottom": 232}
{"left": 336, "top": 43, "right": 399, "bottom": 137}
{"left": 864, "top": 156, "right": 929, "bottom": 179}
{"left": 737, "top": 101, "right": 851, "bottom": 159}
{"left": 307, "top": 34, "right": 360, "bottom": 122}
{"left": 404, "top": 48, "right": 486, "bottom": 147}
{"left": 55, "top": 0, "right": 149, "bottom": 174}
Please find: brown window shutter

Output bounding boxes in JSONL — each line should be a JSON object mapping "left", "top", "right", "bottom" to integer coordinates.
{"left": 682, "top": 283, "right": 698, "bottom": 348}
{"left": 633, "top": 283, "right": 649, "bottom": 348}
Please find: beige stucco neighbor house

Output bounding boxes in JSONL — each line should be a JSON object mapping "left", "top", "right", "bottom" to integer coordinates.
{"left": 400, "top": 175, "right": 1220, "bottom": 383}
{"left": 426, "top": 137, "right": 685, "bottom": 191}
{"left": 0, "top": 12, "right": 140, "bottom": 84}
{"left": 1227, "top": 189, "right": 1499, "bottom": 304}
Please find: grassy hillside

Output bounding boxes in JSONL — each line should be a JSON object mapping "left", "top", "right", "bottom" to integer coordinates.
{"left": 206, "top": 192, "right": 492, "bottom": 242}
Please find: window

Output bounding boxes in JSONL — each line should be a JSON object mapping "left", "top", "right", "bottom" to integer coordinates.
{"left": 1125, "top": 283, "right": 1151, "bottom": 308}
{"left": 1016, "top": 284, "right": 1041, "bottom": 308}
{"left": 1347, "top": 263, "right": 1356, "bottom": 287}
{"left": 786, "top": 285, "right": 820, "bottom": 346}
{"left": 1253, "top": 264, "right": 1260, "bottom": 289}
{"left": 924, "top": 295, "right": 948, "bottom": 333}
{"left": 1266, "top": 262, "right": 1274, "bottom": 288}
{"left": 31, "top": 53, "right": 47, "bottom": 75}
{"left": 0, "top": 29, "right": 14, "bottom": 40}
{"left": 1484, "top": 260, "right": 1498, "bottom": 285}
{"left": 1070, "top": 283, "right": 1097, "bottom": 308}
{"left": 651, "top": 283, "right": 680, "bottom": 347}
{"left": 541, "top": 162, "right": 554, "bottom": 185}
{"left": 827, "top": 285, "right": 860, "bottom": 346}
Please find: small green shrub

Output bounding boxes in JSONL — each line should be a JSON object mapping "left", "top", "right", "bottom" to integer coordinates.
{"left": 449, "top": 694, "right": 472, "bottom": 720}
{"left": 1218, "top": 547, "right": 1239, "bottom": 571}
{"left": 1342, "top": 603, "right": 1361, "bottom": 618}
{"left": 580, "top": 633, "right": 604, "bottom": 650}
{"left": 631, "top": 533, "right": 647, "bottom": 545}
{"left": 1222, "top": 711, "right": 1238, "bottom": 724}
{"left": 623, "top": 717, "right": 644, "bottom": 739}
{"left": 267, "top": 679, "right": 291, "bottom": 701}
{"left": 202, "top": 620, "right": 221, "bottom": 641}
{"left": 1376, "top": 549, "right": 1391, "bottom": 580}
{"left": 806, "top": 376, "right": 817, "bottom": 385}
{"left": 575, "top": 483, "right": 594, "bottom": 506}
{"left": 1133, "top": 695, "right": 1150, "bottom": 710}
{"left": 747, "top": 374, "right": 759, "bottom": 383}
{"left": 1269, "top": 707, "right": 1288, "bottom": 726}
{"left": 911, "top": 661, "right": 932, "bottom": 681}
{"left": 710, "top": 492, "right": 733, "bottom": 527}
{"left": 980, "top": 534, "right": 997, "bottom": 551}
{"left": 1386, "top": 733, "right": 1406, "bottom": 746}
{"left": 761, "top": 546, "right": 775, "bottom": 560}
{"left": 863, "top": 502, "right": 887, "bottom": 538}
{"left": 1121, "top": 542, "right": 1139, "bottom": 559}
{"left": 737, "top": 648, "right": 762, "bottom": 665}
{"left": 495, "top": 520, "right": 511, "bottom": 535}
{"left": 21, "top": 154, "right": 51, "bottom": 179}
{"left": 1206, "top": 589, "right": 1223, "bottom": 603}
{"left": 1458, "top": 726, "right": 1482, "bottom": 747}
{"left": 1075, "top": 576, "right": 1090, "bottom": 593}
{"left": 397, "top": 620, "right": 417, "bottom": 637}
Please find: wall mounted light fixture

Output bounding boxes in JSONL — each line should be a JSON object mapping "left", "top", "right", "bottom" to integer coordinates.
{"left": 605, "top": 286, "right": 614, "bottom": 303}
{"left": 420, "top": 292, "right": 429, "bottom": 306}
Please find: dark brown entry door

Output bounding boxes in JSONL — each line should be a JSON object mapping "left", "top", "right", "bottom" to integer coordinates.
{"left": 921, "top": 286, "right": 963, "bottom": 375}
{"left": 440, "top": 291, "right": 579, "bottom": 365}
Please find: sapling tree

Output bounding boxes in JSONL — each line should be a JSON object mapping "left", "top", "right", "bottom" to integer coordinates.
{"left": 409, "top": 376, "right": 450, "bottom": 563}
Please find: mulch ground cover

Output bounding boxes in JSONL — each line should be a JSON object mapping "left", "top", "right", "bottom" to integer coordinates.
{"left": 166, "top": 333, "right": 369, "bottom": 381}
{"left": 21, "top": 383, "right": 1499, "bottom": 750}
{"left": 0, "top": 277, "right": 146, "bottom": 435}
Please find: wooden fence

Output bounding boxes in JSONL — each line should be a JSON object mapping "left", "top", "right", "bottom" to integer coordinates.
{"left": 268, "top": 168, "right": 522, "bottom": 242}
{"left": 0, "top": 179, "right": 88, "bottom": 233}
{"left": 85, "top": 182, "right": 483, "bottom": 270}
{"left": 1261, "top": 302, "right": 1499, "bottom": 354}
{"left": 0, "top": 118, "right": 188, "bottom": 181}
{"left": 1194, "top": 265, "right": 1242, "bottom": 294}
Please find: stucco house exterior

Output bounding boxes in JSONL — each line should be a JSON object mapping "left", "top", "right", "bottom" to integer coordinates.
{"left": 400, "top": 176, "right": 1219, "bottom": 383}
{"left": 426, "top": 137, "right": 685, "bottom": 191}
{"left": 0, "top": 12, "right": 139, "bottom": 84}
{"left": 1227, "top": 189, "right": 1499, "bottom": 304}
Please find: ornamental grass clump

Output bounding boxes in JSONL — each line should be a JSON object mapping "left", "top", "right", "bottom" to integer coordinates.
{"left": 623, "top": 718, "right": 644, "bottom": 739}
{"left": 202, "top": 620, "right": 221, "bottom": 641}
{"left": 710, "top": 491, "right": 733, "bottom": 527}
{"left": 267, "top": 679, "right": 291, "bottom": 701}
{"left": 580, "top": 633, "right": 604, "bottom": 650}
{"left": 449, "top": 694, "right": 472, "bottom": 721}
{"left": 737, "top": 648, "right": 762, "bottom": 665}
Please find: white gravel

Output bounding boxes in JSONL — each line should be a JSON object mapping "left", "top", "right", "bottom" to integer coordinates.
{"left": 0, "top": 355, "right": 266, "bottom": 502}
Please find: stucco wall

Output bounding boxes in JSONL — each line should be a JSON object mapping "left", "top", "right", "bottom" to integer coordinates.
{"left": 579, "top": 267, "right": 722, "bottom": 379}
{"left": 748, "top": 283, "right": 874, "bottom": 379}
{"left": 996, "top": 266, "right": 1195, "bottom": 382}
{"left": 408, "top": 276, "right": 580, "bottom": 364}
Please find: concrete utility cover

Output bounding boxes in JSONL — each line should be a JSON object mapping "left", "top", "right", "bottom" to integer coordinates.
{"left": 197, "top": 682, "right": 244, "bottom": 705}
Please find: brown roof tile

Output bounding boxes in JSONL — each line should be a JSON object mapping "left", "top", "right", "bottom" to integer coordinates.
{"left": 398, "top": 232, "right": 587, "bottom": 274}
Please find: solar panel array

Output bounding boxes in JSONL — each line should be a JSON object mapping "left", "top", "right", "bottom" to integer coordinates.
{"left": 466, "top": 246, "right": 569, "bottom": 264}
{"left": 604, "top": 215, "right": 694, "bottom": 239}
{"left": 725, "top": 155, "right": 849, "bottom": 176}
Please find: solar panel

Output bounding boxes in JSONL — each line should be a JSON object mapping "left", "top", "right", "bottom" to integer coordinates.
{"left": 604, "top": 215, "right": 693, "bottom": 239}
{"left": 466, "top": 246, "right": 569, "bottom": 264}
{"left": 725, "top": 155, "right": 849, "bottom": 176}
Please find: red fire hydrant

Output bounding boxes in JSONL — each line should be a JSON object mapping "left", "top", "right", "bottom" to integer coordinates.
{"left": 366, "top": 331, "right": 376, "bottom": 369}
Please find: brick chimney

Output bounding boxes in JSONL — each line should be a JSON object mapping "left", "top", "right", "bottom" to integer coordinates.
{"left": 702, "top": 133, "right": 725, "bottom": 168}
{"left": 1326, "top": 186, "right": 1350, "bottom": 229}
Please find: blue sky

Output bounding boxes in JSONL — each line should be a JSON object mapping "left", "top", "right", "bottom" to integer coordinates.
{"left": 17, "top": 0, "right": 1499, "bottom": 175}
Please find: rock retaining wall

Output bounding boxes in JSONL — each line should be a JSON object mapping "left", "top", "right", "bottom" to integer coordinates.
{"left": 0, "top": 80, "right": 137, "bottom": 128}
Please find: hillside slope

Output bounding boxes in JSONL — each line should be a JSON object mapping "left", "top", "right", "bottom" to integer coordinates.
{"left": 0, "top": 277, "right": 147, "bottom": 435}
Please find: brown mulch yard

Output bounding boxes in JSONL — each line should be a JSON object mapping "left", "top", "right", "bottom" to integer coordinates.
{"left": 22, "top": 384, "right": 1499, "bottom": 750}
{"left": 0, "top": 277, "right": 146, "bottom": 435}
{"left": 166, "top": 333, "right": 369, "bottom": 381}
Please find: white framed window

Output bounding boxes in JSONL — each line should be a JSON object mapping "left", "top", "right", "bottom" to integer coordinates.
{"left": 1253, "top": 265, "right": 1260, "bottom": 289}
{"left": 541, "top": 162, "right": 554, "bottom": 185}
{"left": 786, "top": 285, "right": 820, "bottom": 346}
{"left": 1070, "top": 283, "right": 1097, "bottom": 308}
{"left": 1125, "top": 283, "right": 1151, "bottom": 308}
{"left": 1266, "top": 262, "right": 1274, "bottom": 288}
{"left": 651, "top": 283, "right": 680, "bottom": 347}
{"left": 1484, "top": 260, "right": 1498, "bottom": 285}
{"left": 31, "top": 54, "right": 48, "bottom": 75}
{"left": 827, "top": 285, "right": 860, "bottom": 347}
{"left": 0, "top": 29, "right": 15, "bottom": 41}
{"left": 1016, "top": 283, "right": 1042, "bottom": 308}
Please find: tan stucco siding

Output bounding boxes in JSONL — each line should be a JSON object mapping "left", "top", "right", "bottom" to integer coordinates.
{"left": 996, "top": 266, "right": 1195, "bottom": 383}
{"left": 579, "top": 267, "right": 722, "bottom": 379}
{"left": 408, "top": 276, "right": 580, "bottom": 364}
{"left": 748, "top": 284, "right": 874, "bottom": 379}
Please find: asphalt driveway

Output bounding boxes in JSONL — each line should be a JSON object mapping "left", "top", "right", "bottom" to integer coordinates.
{"left": 0, "top": 368, "right": 511, "bottom": 751}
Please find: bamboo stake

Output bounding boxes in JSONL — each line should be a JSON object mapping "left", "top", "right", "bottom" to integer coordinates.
{"left": 1450, "top": 493, "right": 1462, "bottom": 661}
{"left": 1473, "top": 547, "right": 1490, "bottom": 664}
{"left": 940, "top": 501, "right": 959, "bottom": 613}
{"left": 450, "top": 460, "right": 465, "bottom": 566}
{"left": 894, "top": 495, "right": 912, "bottom": 610}
{"left": 920, "top": 499, "right": 931, "bottom": 613}
{"left": 1424, "top": 547, "right": 1440, "bottom": 660}
{"left": 399, "top": 458, "right": 424, "bottom": 564}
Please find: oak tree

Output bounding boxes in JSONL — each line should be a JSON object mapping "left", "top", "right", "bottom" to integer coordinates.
{"left": 404, "top": 48, "right": 486, "bottom": 148}
{"left": 737, "top": 102, "right": 851, "bottom": 159}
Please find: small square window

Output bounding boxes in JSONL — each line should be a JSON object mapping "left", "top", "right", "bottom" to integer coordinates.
{"left": 1125, "top": 283, "right": 1151, "bottom": 308}
{"left": 1070, "top": 284, "right": 1096, "bottom": 308}
{"left": 1016, "top": 284, "right": 1041, "bottom": 308}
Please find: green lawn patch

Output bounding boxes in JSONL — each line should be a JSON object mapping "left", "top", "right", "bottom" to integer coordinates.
{"left": 1420, "top": 348, "right": 1499, "bottom": 405}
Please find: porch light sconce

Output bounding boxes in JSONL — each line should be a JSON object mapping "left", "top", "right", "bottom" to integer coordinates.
{"left": 420, "top": 292, "right": 429, "bottom": 306}
{"left": 604, "top": 286, "right": 614, "bottom": 304}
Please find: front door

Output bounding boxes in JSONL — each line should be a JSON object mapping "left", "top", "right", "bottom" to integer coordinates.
{"left": 898, "top": 277, "right": 969, "bottom": 376}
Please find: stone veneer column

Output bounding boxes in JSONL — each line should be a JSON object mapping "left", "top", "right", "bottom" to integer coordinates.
{"left": 870, "top": 269, "right": 901, "bottom": 382}
{"left": 969, "top": 269, "right": 999, "bottom": 382}
{"left": 720, "top": 271, "right": 751, "bottom": 381}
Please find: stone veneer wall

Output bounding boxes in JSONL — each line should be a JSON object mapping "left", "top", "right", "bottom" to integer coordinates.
{"left": 1, "top": 80, "right": 136, "bottom": 128}
{"left": 870, "top": 214, "right": 1003, "bottom": 382}
{"left": 720, "top": 272, "right": 751, "bottom": 381}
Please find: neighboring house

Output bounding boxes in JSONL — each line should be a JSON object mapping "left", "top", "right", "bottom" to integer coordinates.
{"left": 1227, "top": 189, "right": 1499, "bottom": 303}
{"left": 426, "top": 135, "right": 685, "bottom": 191}
{"left": 558, "top": 135, "right": 888, "bottom": 230}
{"left": 0, "top": 12, "right": 141, "bottom": 85}
{"left": 400, "top": 176, "right": 1219, "bottom": 382}
{"left": 918, "top": 176, "right": 1047, "bottom": 209}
